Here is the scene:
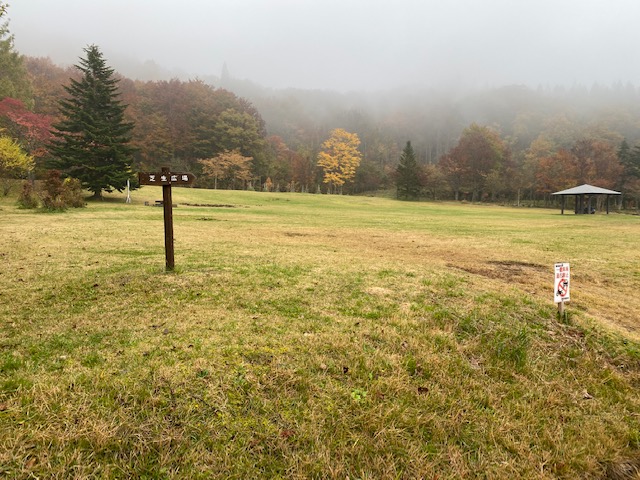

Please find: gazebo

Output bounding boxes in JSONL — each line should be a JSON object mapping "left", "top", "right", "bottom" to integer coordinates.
{"left": 551, "top": 184, "right": 621, "bottom": 215}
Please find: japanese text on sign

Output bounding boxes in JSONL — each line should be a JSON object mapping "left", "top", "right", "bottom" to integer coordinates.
{"left": 138, "top": 172, "right": 195, "bottom": 186}
{"left": 554, "top": 262, "right": 570, "bottom": 303}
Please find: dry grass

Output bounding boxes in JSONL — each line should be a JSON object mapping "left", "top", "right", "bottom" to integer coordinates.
{"left": 0, "top": 187, "right": 639, "bottom": 479}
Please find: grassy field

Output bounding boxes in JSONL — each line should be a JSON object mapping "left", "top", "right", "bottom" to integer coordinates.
{"left": 1, "top": 186, "right": 639, "bottom": 479}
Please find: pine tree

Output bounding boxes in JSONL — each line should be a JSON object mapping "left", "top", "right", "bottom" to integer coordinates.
{"left": 618, "top": 139, "right": 640, "bottom": 179}
{"left": 49, "top": 45, "right": 134, "bottom": 199}
{"left": 619, "top": 140, "right": 640, "bottom": 209}
{"left": 395, "top": 141, "right": 421, "bottom": 200}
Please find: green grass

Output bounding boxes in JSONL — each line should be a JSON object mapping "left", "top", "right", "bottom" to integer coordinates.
{"left": 0, "top": 187, "right": 639, "bottom": 478}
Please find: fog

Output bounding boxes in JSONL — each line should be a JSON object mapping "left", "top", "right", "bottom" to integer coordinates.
{"left": 8, "top": 0, "right": 640, "bottom": 92}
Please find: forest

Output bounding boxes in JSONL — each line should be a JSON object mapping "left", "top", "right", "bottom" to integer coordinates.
{"left": 2, "top": 6, "right": 640, "bottom": 207}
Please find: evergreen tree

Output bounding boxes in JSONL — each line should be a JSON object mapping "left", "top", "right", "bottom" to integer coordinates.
{"left": 0, "top": 3, "right": 33, "bottom": 104}
{"left": 395, "top": 141, "right": 421, "bottom": 200}
{"left": 619, "top": 140, "right": 640, "bottom": 209}
{"left": 626, "top": 142, "right": 640, "bottom": 179}
{"left": 617, "top": 139, "right": 631, "bottom": 166}
{"left": 49, "top": 45, "right": 134, "bottom": 198}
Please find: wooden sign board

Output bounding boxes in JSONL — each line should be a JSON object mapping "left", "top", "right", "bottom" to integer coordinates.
{"left": 138, "top": 172, "right": 195, "bottom": 186}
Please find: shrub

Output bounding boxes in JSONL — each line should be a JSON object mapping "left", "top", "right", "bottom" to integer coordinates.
{"left": 40, "top": 170, "right": 65, "bottom": 210}
{"left": 16, "top": 180, "right": 38, "bottom": 209}
{"left": 39, "top": 170, "right": 86, "bottom": 211}
{"left": 62, "top": 177, "right": 86, "bottom": 208}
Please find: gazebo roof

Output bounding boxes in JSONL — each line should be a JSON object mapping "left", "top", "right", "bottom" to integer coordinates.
{"left": 551, "top": 184, "right": 621, "bottom": 196}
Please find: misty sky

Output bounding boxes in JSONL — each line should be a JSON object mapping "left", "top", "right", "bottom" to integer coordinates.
{"left": 8, "top": 0, "right": 640, "bottom": 92}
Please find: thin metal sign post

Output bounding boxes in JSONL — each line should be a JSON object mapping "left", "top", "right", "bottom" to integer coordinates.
{"left": 138, "top": 167, "right": 195, "bottom": 272}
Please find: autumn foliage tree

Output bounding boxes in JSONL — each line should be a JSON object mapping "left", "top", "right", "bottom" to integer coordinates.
{"left": 291, "top": 152, "right": 316, "bottom": 193}
{"left": 198, "top": 150, "right": 253, "bottom": 190}
{"left": 439, "top": 124, "right": 509, "bottom": 201}
{"left": 23, "top": 56, "right": 77, "bottom": 116}
{"left": 536, "top": 149, "right": 578, "bottom": 200}
{"left": 0, "top": 97, "right": 53, "bottom": 174}
{"left": 265, "top": 135, "right": 305, "bottom": 191}
{"left": 420, "top": 163, "right": 448, "bottom": 200}
{"left": 571, "top": 138, "right": 622, "bottom": 188}
{"left": 128, "top": 79, "right": 267, "bottom": 182}
{"left": 0, "top": 134, "right": 34, "bottom": 195}
{"left": 520, "top": 135, "right": 557, "bottom": 204}
{"left": 317, "top": 128, "right": 362, "bottom": 194}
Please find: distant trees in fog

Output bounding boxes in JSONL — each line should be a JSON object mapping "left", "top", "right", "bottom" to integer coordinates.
{"left": 3, "top": 36, "right": 640, "bottom": 207}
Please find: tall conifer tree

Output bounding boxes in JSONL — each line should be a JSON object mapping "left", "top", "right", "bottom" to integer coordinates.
{"left": 396, "top": 141, "right": 421, "bottom": 200}
{"left": 49, "top": 45, "right": 134, "bottom": 198}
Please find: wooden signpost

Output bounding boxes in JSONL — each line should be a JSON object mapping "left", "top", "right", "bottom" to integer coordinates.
{"left": 138, "top": 167, "right": 195, "bottom": 271}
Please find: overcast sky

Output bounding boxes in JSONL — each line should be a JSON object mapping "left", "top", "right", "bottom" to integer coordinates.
{"left": 8, "top": 0, "right": 640, "bottom": 92}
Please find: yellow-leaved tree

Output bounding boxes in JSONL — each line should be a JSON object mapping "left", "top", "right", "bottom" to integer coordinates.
{"left": 317, "top": 128, "right": 362, "bottom": 194}
{"left": 0, "top": 135, "right": 34, "bottom": 196}
{"left": 198, "top": 149, "right": 253, "bottom": 190}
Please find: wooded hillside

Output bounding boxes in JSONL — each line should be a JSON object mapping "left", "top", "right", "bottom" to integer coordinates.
{"left": 1, "top": 6, "right": 640, "bottom": 206}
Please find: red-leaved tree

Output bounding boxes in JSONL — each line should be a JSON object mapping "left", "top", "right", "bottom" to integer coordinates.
{"left": 0, "top": 97, "right": 54, "bottom": 173}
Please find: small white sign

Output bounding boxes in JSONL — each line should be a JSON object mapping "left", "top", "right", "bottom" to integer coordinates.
{"left": 554, "top": 263, "right": 570, "bottom": 303}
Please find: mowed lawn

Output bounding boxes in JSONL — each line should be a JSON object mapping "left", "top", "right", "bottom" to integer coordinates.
{"left": 1, "top": 187, "right": 639, "bottom": 479}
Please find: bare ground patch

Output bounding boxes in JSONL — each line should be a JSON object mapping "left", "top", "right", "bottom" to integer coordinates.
{"left": 452, "top": 260, "right": 547, "bottom": 282}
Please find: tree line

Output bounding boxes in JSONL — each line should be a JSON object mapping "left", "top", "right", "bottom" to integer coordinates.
{"left": 2, "top": 1, "right": 640, "bottom": 208}
{"left": 0, "top": 9, "right": 362, "bottom": 198}
{"left": 395, "top": 123, "right": 640, "bottom": 208}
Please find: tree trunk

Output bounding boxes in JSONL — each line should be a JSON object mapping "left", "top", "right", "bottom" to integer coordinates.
{"left": 2, "top": 180, "right": 11, "bottom": 196}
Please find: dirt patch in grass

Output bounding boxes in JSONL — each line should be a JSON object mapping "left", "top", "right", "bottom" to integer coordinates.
{"left": 452, "top": 260, "right": 547, "bottom": 282}
{"left": 181, "top": 203, "right": 239, "bottom": 208}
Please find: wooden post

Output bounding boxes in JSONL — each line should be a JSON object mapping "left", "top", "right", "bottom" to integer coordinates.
{"left": 557, "top": 300, "right": 568, "bottom": 323}
{"left": 162, "top": 166, "right": 175, "bottom": 271}
{"left": 579, "top": 194, "right": 583, "bottom": 214}
{"left": 139, "top": 169, "right": 195, "bottom": 272}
